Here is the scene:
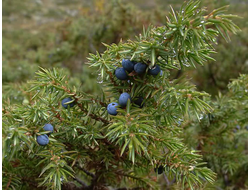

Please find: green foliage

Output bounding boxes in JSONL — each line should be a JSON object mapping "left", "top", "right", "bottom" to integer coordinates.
{"left": 2, "top": 1, "right": 247, "bottom": 190}
{"left": 188, "top": 0, "right": 248, "bottom": 95}
{"left": 182, "top": 74, "right": 248, "bottom": 189}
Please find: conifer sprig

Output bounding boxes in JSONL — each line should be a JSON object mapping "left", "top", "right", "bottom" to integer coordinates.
{"left": 2, "top": 1, "right": 243, "bottom": 189}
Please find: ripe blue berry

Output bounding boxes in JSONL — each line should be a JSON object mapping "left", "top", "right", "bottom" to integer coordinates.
{"left": 61, "top": 97, "right": 75, "bottom": 108}
{"left": 107, "top": 102, "right": 119, "bottom": 116}
{"left": 134, "top": 97, "right": 144, "bottom": 108}
{"left": 43, "top": 124, "right": 54, "bottom": 135}
{"left": 154, "top": 165, "right": 165, "bottom": 174}
{"left": 148, "top": 65, "right": 161, "bottom": 76}
{"left": 122, "top": 59, "right": 135, "bottom": 72}
{"left": 37, "top": 134, "right": 49, "bottom": 146}
{"left": 115, "top": 67, "right": 128, "bottom": 80}
{"left": 134, "top": 63, "right": 147, "bottom": 74}
{"left": 119, "top": 92, "right": 131, "bottom": 107}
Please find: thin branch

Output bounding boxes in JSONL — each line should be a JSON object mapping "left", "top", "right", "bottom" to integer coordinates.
{"left": 50, "top": 106, "right": 64, "bottom": 124}
{"left": 163, "top": 173, "right": 176, "bottom": 187}
{"left": 82, "top": 169, "right": 95, "bottom": 178}
{"left": 75, "top": 163, "right": 96, "bottom": 178}
{"left": 74, "top": 176, "right": 88, "bottom": 188}
{"left": 91, "top": 98, "right": 107, "bottom": 107}
{"left": 4, "top": 175, "right": 12, "bottom": 190}
{"left": 107, "top": 71, "right": 123, "bottom": 94}
{"left": 74, "top": 99, "right": 110, "bottom": 125}
{"left": 163, "top": 173, "right": 170, "bottom": 185}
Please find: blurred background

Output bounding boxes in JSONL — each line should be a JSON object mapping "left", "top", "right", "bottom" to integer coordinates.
{"left": 2, "top": 0, "right": 247, "bottom": 100}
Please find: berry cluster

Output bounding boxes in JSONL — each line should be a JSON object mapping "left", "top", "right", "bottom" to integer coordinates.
{"left": 115, "top": 59, "right": 161, "bottom": 80}
{"left": 107, "top": 59, "right": 161, "bottom": 116}
{"left": 36, "top": 97, "right": 75, "bottom": 146}
{"left": 107, "top": 92, "right": 132, "bottom": 116}
{"left": 36, "top": 124, "right": 54, "bottom": 146}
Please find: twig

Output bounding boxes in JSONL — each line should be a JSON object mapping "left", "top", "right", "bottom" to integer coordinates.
{"left": 75, "top": 163, "right": 96, "bottom": 178}
{"left": 107, "top": 71, "right": 123, "bottom": 94}
{"left": 75, "top": 100, "right": 110, "bottom": 125}
{"left": 50, "top": 106, "right": 64, "bottom": 123}
{"left": 5, "top": 175, "right": 12, "bottom": 190}
{"left": 163, "top": 173, "right": 170, "bottom": 185}
{"left": 82, "top": 169, "right": 95, "bottom": 178}
{"left": 91, "top": 98, "right": 107, "bottom": 107}
{"left": 74, "top": 176, "right": 88, "bottom": 188}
